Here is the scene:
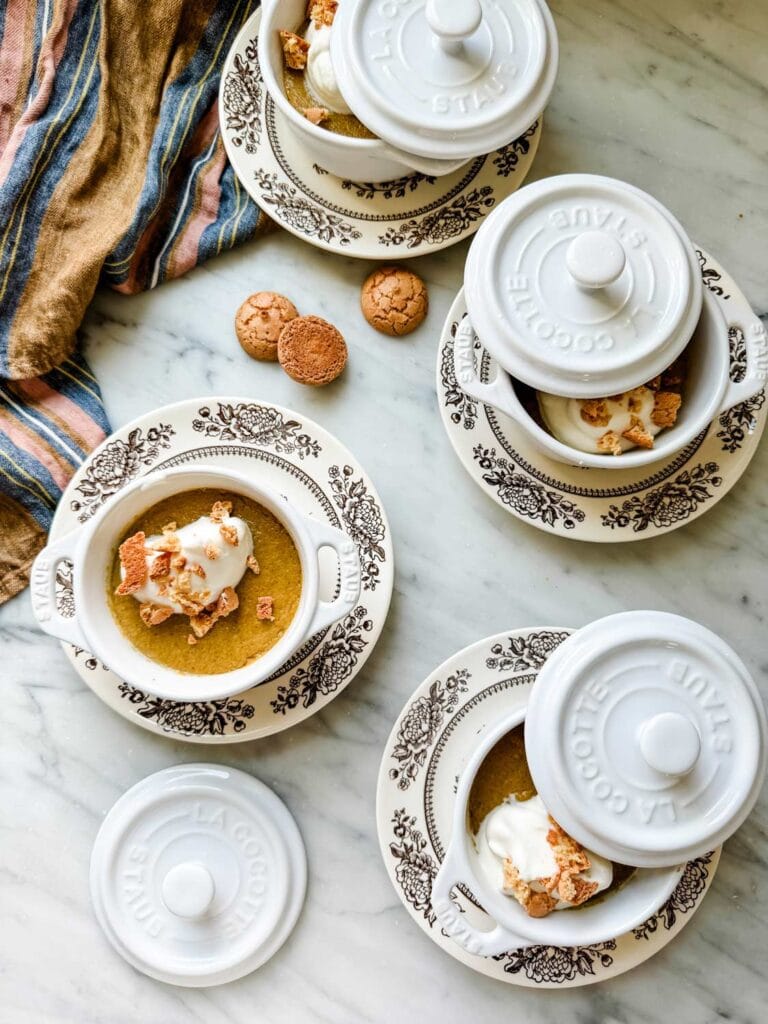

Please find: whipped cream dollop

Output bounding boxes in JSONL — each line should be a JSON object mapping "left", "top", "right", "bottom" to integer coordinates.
{"left": 305, "top": 22, "right": 351, "bottom": 114}
{"left": 538, "top": 387, "right": 662, "bottom": 455}
{"left": 127, "top": 514, "right": 253, "bottom": 614}
{"left": 475, "top": 795, "right": 613, "bottom": 911}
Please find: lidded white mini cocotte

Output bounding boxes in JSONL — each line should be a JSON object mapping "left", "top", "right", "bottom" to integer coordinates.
{"left": 90, "top": 764, "right": 306, "bottom": 986}
{"left": 463, "top": 174, "right": 703, "bottom": 398}
{"left": 330, "top": 0, "right": 558, "bottom": 161}
{"left": 524, "top": 612, "right": 767, "bottom": 868}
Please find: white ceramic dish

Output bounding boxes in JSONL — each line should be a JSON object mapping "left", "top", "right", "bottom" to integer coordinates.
{"left": 31, "top": 465, "right": 361, "bottom": 703}
{"left": 220, "top": 7, "right": 542, "bottom": 259}
{"left": 47, "top": 398, "right": 393, "bottom": 743}
{"left": 430, "top": 705, "right": 682, "bottom": 955}
{"left": 377, "top": 629, "right": 720, "bottom": 987}
{"left": 258, "top": 0, "right": 466, "bottom": 180}
{"left": 453, "top": 175, "right": 767, "bottom": 470}
{"left": 257, "top": 0, "right": 557, "bottom": 181}
{"left": 436, "top": 249, "right": 767, "bottom": 540}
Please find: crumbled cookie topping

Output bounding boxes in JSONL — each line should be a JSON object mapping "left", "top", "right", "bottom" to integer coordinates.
{"left": 308, "top": 0, "right": 338, "bottom": 28}
{"left": 280, "top": 30, "right": 309, "bottom": 70}
{"left": 220, "top": 522, "right": 239, "bottom": 546}
{"left": 501, "top": 815, "right": 599, "bottom": 919}
{"left": 257, "top": 596, "right": 274, "bottom": 621}
{"left": 579, "top": 398, "right": 611, "bottom": 427}
{"left": 190, "top": 586, "right": 240, "bottom": 639}
{"left": 115, "top": 532, "right": 148, "bottom": 595}
{"left": 302, "top": 106, "right": 330, "bottom": 126}
{"left": 210, "top": 500, "right": 233, "bottom": 523}
{"left": 651, "top": 390, "right": 682, "bottom": 428}
{"left": 596, "top": 430, "right": 623, "bottom": 456}
{"left": 149, "top": 550, "right": 171, "bottom": 580}
{"left": 621, "top": 414, "right": 654, "bottom": 449}
{"left": 247, "top": 554, "right": 261, "bottom": 575}
{"left": 139, "top": 603, "right": 173, "bottom": 627}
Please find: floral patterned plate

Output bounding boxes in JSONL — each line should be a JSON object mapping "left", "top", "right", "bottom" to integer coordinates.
{"left": 48, "top": 398, "right": 393, "bottom": 743}
{"left": 377, "top": 629, "right": 720, "bottom": 988}
{"left": 437, "top": 250, "right": 766, "bottom": 541}
{"left": 219, "top": 9, "right": 541, "bottom": 260}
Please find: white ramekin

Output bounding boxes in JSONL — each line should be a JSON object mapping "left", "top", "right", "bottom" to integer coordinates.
{"left": 257, "top": 0, "right": 473, "bottom": 181}
{"left": 453, "top": 287, "right": 768, "bottom": 470}
{"left": 30, "top": 466, "right": 362, "bottom": 703}
{"left": 430, "top": 707, "right": 683, "bottom": 956}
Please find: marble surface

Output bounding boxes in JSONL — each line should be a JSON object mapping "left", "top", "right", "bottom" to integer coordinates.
{"left": 2, "top": 1, "right": 767, "bottom": 1021}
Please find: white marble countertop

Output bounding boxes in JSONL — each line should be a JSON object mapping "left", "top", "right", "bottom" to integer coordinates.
{"left": 2, "top": 1, "right": 767, "bottom": 1021}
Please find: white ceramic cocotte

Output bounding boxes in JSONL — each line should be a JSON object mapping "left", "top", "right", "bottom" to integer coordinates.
{"left": 432, "top": 612, "right": 768, "bottom": 954}
{"left": 258, "top": 0, "right": 559, "bottom": 181}
{"left": 29, "top": 466, "right": 362, "bottom": 703}
{"left": 453, "top": 174, "right": 768, "bottom": 469}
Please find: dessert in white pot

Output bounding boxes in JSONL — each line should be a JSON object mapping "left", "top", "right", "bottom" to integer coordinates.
{"left": 468, "top": 724, "right": 635, "bottom": 918}
{"left": 280, "top": 0, "right": 375, "bottom": 137}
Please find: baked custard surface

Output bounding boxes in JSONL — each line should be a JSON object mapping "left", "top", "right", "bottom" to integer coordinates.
{"left": 109, "top": 489, "right": 302, "bottom": 675}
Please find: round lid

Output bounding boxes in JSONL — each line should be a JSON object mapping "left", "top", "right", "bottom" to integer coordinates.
{"left": 90, "top": 764, "right": 306, "bottom": 987}
{"left": 331, "top": 0, "right": 558, "bottom": 161}
{"left": 464, "top": 174, "right": 703, "bottom": 398}
{"left": 524, "top": 612, "right": 767, "bottom": 868}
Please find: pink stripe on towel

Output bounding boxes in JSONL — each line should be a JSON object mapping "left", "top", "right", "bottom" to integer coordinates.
{"left": 16, "top": 377, "right": 107, "bottom": 449}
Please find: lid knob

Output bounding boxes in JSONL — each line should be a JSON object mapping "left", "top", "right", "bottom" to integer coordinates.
{"left": 161, "top": 861, "right": 216, "bottom": 920}
{"left": 426, "top": 0, "right": 483, "bottom": 56}
{"left": 566, "top": 230, "right": 627, "bottom": 290}
{"left": 639, "top": 712, "right": 701, "bottom": 777}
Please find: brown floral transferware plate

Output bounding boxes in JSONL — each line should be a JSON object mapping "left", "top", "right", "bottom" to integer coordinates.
{"left": 219, "top": 9, "right": 541, "bottom": 260}
{"left": 376, "top": 629, "right": 720, "bottom": 988}
{"left": 436, "top": 250, "right": 766, "bottom": 541}
{"left": 49, "top": 398, "right": 393, "bottom": 743}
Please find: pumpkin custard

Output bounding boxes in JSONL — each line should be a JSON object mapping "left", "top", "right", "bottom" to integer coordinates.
{"left": 280, "top": 1, "right": 376, "bottom": 139}
{"left": 469, "top": 725, "right": 635, "bottom": 917}
{"left": 109, "top": 489, "right": 302, "bottom": 675}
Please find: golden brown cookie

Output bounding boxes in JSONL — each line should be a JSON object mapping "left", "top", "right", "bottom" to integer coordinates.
{"left": 277, "top": 315, "right": 347, "bottom": 386}
{"left": 236, "top": 292, "right": 298, "bottom": 362}
{"left": 360, "top": 265, "right": 428, "bottom": 336}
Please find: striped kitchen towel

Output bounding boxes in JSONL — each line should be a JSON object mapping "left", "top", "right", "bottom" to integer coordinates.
{"left": 0, "top": 0, "right": 268, "bottom": 604}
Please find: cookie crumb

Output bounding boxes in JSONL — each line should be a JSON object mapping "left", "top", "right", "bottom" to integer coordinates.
{"left": 149, "top": 551, "right": 171, "bottom": 580}
{"left": 622, "top": 414, "right": 654, "bottom": 449}
{"left": 220, "top": 523, "right": 239, "bottom": 546}
{"left": 139, "top": 603, "right": 173, "bottom": 627}
{"left": 247, "top": 554, "right": 261, "bottom": 575}
{"left": 651, "top": 391, "right": 682, "bottom": 428}
{"left": 580, "top": 398, "right": 611, "bottom": 427}
{"left": 210, "top": 500, "right": 233, "bottom": 523}
{"left": 308, "top": 0, "right": 338, "bottom": 28}
{"left": 302, "top": 106, "right": 329, "bottom": 126}
{"left": 187, "top": 634, "right": 198, "bottom": 646}
{"left": 597, "top": 430, "right": 623, "bottom": 456}
{"left": 189, "top": 586, "right": 240, "bottom": 639}
{"left": 204, "top": 542, "right": 220, "bottom": 561}
{"left": 257, "top": 596, "right": 275, "bottom": 621}
{"left": 115, "top": 532, "right": 148, "bottom": 595}
{"left": 280, "top": 30, "right": 309, "bottom": 70}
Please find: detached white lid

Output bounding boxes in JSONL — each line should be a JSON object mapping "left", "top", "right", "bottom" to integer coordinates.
{"left": 525, "top": 612, "right": 767, "bottom": 868}
{"left": 90, "top": 764, "right": 306, "bottom": 987}
{"left": 331, "top": 0, "right": 558, "bottom": 161}
{"left": 464, "top": 174, "right": 703, "bottom": 398}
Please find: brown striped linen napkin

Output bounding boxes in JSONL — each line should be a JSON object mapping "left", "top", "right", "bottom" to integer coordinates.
{"left": 0, "top": 0, "right": 269, "bottom": 604}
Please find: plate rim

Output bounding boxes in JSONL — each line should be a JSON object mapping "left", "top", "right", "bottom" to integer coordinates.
{"left": 376, "top": 626, "right": 721, "bottom": 988}
{"left": 50, "top": 396, "right": 394, "bottom": 744}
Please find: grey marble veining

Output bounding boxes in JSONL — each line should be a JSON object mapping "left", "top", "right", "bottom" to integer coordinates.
{"left": 2, "top": 1, "right": 767, "bottom": 1021}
